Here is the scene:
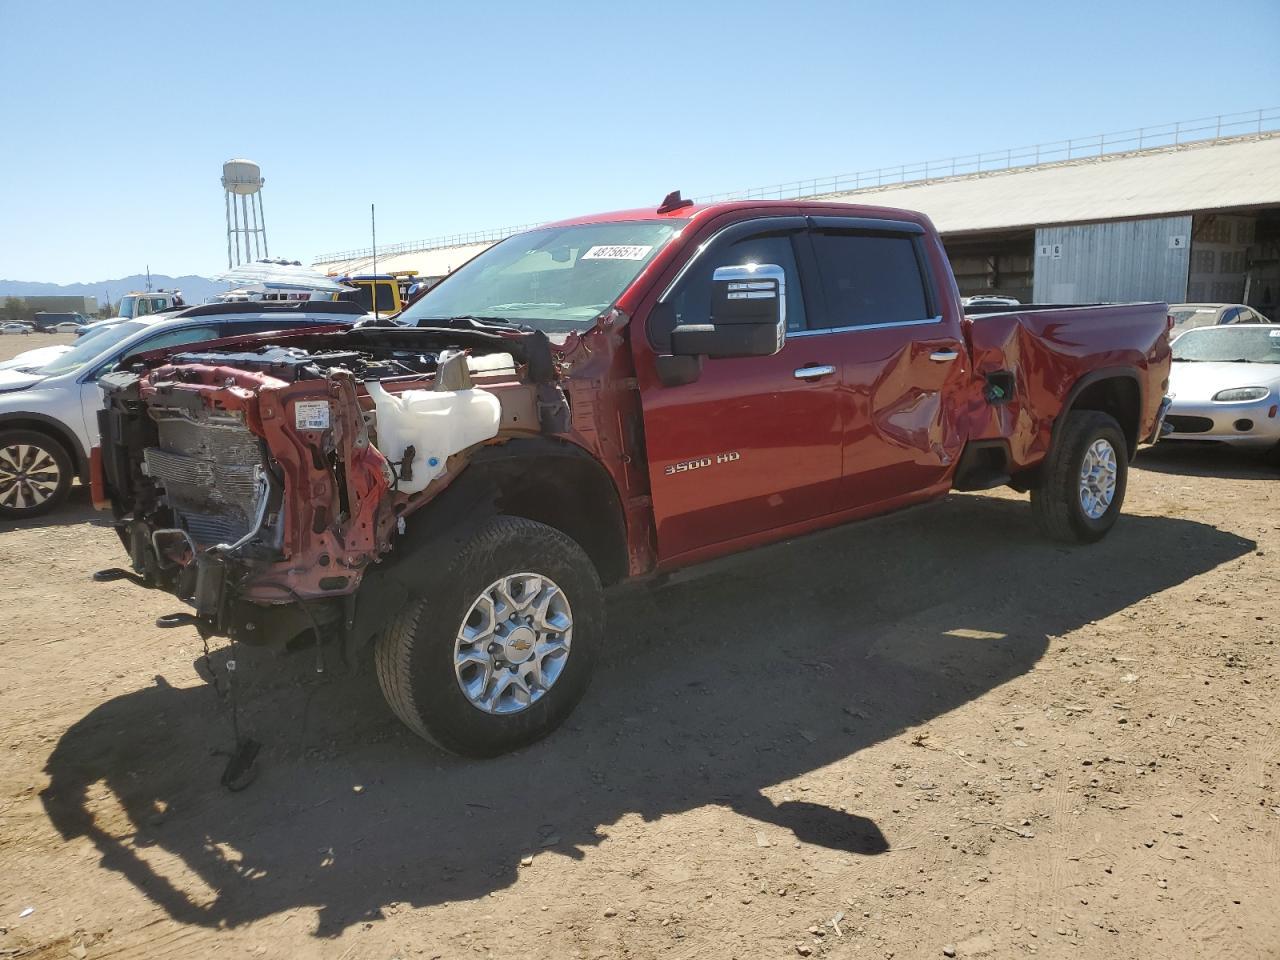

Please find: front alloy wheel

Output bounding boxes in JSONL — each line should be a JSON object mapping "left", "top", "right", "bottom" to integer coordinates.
{"left": 375, "top": 516, "right": 604, "bottom": 757}
{"left": 0, "top": 430, "right": 73, "bottom": 519}
{"left": 454, "top": 572, "right": 574, "bottom": 715}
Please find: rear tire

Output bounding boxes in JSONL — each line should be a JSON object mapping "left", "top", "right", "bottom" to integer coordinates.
{"left": 1030, "top": 411, "right": 1128, "bottom": 543}
{"left": 375, "top": 516, "right": 604, "bottom": 757}
{"left": 0, "top": 429, "right": 73, "bottom": 520}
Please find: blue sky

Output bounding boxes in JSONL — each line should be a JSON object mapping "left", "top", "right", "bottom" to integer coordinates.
{"left": 2, "top": 0, "right": 1277, "bottom": 283}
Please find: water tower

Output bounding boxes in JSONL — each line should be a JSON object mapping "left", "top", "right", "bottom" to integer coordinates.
{"left": 221, "top": 159, "right": 269, "bottom": 268}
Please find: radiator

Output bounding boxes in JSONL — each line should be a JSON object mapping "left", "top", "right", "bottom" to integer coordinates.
{"left": 144, "top": 413, "right": 266, "bottom": 546}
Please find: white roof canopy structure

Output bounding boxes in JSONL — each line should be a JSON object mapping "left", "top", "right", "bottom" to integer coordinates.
{"left": 310, "top": 131, "right": 1280, "bottom": 278}
{"left": 814, "top": 134, "right": 1280, "bottom": 234}
{"left": 214, "top": 260, "right": 349, "bottom": 293}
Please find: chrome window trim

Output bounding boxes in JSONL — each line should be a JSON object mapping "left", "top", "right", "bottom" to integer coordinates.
{"left": 788, "top": 315, "right": 944, "bottom": 337}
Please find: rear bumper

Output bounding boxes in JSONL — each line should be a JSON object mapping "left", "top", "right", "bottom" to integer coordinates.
{"left": 1144, "top": 395, "right": 1174, "bottom": 445}
{"left": 1164, "top": 395, "right": 1280, "bottom": 447}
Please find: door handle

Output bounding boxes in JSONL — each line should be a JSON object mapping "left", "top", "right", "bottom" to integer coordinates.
{"left": 793, "top": 364, "right": 836, "bottom": 380}
{"left": 929, "top": 349, "right": 959, "bottom": 362}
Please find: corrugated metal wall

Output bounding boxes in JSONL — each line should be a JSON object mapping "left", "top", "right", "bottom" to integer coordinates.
{"left": 1033, "top": 216, "right": 1191, "bottom": 303}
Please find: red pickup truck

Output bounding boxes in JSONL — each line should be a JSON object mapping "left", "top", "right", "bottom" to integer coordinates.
{"left": 96, "top": 196, "right": 1173, "bottom": 757}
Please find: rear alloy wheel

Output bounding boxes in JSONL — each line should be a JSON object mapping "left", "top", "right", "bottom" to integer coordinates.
{"left": 1030, "top": 411, "right": 1128, "bottom": 543}
{"left": 0, "top": 430, "right": 73, "bottom": 519}
{"left": 375, "top": 516, "right": 604, "bottom": 756}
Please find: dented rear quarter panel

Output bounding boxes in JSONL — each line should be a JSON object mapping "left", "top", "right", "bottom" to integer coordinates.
{"left": 962, "top": 303, "right": 1172, "bottom": 468}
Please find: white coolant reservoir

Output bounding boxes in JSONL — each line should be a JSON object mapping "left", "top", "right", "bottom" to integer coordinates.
{"left": 365, "top": 381, "right": 502, "bottom": 494}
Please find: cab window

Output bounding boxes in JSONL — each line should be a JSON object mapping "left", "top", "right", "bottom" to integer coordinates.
{"left": 654, "top": 230, "right": 806, "bottom": 351}
{"left": 807, "top": 231, "right": 932, "bottom": 328}
{"left": 374, "top": 283, "right": 397, "bottom": 311}
{"left": 351, "top": 282, "right": 397, "bottom": 312}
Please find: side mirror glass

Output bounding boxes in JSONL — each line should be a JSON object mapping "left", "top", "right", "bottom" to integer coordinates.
{"left": 669, "top": 263, "right": 786, "bottom": 360}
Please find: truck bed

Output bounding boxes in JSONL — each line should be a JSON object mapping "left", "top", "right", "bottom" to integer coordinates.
{"left": 963, "top": 302, "right": 1172, "bottom": 469}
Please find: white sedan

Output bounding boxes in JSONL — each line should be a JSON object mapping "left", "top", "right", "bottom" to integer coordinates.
{"left": 1165, "top": 325, "right": 1280, "bottom": 451}
{"left": 2, "top": 323, "right": 34, "bottom": 335}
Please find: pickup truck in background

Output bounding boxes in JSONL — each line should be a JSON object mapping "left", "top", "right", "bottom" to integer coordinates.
{"left": 94, "top": 197, "right": 1173, "bottom": 757}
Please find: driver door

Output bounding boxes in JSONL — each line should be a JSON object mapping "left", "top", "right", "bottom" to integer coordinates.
{"left": 637, "top": 218, "right": 843, "bottom": 562}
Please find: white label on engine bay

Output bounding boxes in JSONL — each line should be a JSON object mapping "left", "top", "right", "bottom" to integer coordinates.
{"left": 294, "top": 400, "right": 331, "bottom": 431}
{"left": 581, "top": 244, "right": 652, "bottom": 261}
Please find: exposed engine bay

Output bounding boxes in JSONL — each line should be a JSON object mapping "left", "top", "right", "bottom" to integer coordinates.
{"left": 96, "top": 323, "right": 572, "bottom": 650}
{"left": 159, "top": 344, "right": 443, "bottom": 384}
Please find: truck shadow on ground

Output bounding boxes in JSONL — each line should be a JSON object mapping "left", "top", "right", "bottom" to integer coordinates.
{"left": 40, "top": 494, "right": 1255, "bottom": 937}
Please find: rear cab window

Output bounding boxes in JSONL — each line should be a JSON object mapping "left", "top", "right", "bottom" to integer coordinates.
{"left": 804, "top": 221, "right": 935, "bottom": 329}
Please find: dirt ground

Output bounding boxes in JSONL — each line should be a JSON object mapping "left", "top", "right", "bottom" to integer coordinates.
{"left": 0, "top": 332, "right": 1276, "bottom": 960}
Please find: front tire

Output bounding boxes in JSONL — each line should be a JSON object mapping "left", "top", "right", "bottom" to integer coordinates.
{"left": 375, "top": 516, "right": 605, "bottom": 757}
{"left": 1030, "top": 411, "right": 1128, "bottom": 543}
{"left": 0, "top": 429, "right": 73, "bottom": 519}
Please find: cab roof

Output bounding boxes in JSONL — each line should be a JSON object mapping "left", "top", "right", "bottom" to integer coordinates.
{"left": 540, "top": 197, "right": 935, "bottom": 232}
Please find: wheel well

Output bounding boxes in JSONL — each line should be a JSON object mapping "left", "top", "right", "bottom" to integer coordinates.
{"left": 1066, "top": 376, "right": 1140, "bottom": 457}
{"left": 0, "top": 416, "right": 85, "bottom": 479}
{"left": 467, "top": 440, "right": 630, "bottom": 586}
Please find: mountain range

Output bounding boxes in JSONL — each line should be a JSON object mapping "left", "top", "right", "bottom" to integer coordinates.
{"left": 0, "top": 274, "right": 223, "bottom": 306}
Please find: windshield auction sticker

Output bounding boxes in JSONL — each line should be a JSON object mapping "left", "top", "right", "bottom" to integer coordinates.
{"left": 581, "top": 245, "right": 653, "bottom": 261}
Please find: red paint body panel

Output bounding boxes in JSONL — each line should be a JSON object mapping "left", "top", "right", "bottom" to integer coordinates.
{"left": 99, "top": 200, "right": 1172, "bottom": 610}
{"left": 88, "top": 445, "right": 108, "bottom": 510}
{"left": 138, "top": 364, "right": 396, "bottom": 601}
{"left": 962, "top": 303, "right": 1172, "bottom": 467}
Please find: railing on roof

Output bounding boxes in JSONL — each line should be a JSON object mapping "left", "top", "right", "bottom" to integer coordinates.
{"left": 313, "top": 221, "right": 547, "bottom": 266}
{"left": 695, "top": 106, "right": 1280, "bottom": 203}
{"left": 313, "top": 106, "right": 1279, "bottom": 263}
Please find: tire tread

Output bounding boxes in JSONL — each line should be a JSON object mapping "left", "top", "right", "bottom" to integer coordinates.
{"left": 1030, "top": 410, "right": 1126, "bottom": 543}
{"left": 374, "top": 515, "right": 603, "bottom": 755}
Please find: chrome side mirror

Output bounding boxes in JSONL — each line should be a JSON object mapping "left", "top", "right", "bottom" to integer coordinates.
{"left": 669, "top": 263, "right": 787, "bottom": 359}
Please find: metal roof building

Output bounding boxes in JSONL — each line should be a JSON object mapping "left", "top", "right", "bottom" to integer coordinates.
{"left": 812, "top": 134, "right": 1280, "bottom": 234}
{"left": 313, "top": 239, "right": 496, "bottom": 282}
{"left": 313, "top": 109, "right": 1280, "bottom": 316}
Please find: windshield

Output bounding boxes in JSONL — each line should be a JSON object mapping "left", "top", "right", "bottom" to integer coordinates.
{"left": 117, "top": 296, "right": 138, "bottom": 319}
{"left": 1172, "top": 326, "right": 1280, "bottom": 363}
{"left": 36, "top": 321, "right": 151, "bottom": 376}
{"left": 1169, "top": 306, "right": 1218, "bottom": 330}
{"left": 346, "top": 281, "right": 396, "bottom": 313}
{"left": 399, "top": 220, "right": 687, "bottom": 332}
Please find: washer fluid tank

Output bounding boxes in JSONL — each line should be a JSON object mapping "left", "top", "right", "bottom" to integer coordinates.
{"left": 365, "top": 381, "right": 502, "bottom": 494}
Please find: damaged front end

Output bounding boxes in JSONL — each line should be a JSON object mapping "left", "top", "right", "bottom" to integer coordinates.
{"left": 95, "top": 325, "right": 568, "bottom": 651}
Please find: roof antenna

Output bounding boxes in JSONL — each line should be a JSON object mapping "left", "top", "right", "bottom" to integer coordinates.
{"left": 657, "top": 190, "right": 694, "bottom": 215}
